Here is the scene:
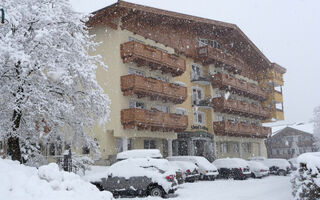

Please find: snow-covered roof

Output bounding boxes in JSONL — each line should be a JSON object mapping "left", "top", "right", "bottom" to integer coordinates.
{"left": 263, "top": 122, "right": 314, "bottom": 136}
{"left": 116, "top": 149, "right": 163, "bottom": 160}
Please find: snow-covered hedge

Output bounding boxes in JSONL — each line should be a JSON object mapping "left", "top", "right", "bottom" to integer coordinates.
{"left": 0, "top": 158, "right": 113, "bottom": 200}
{"left": 291, "top": 152, "right": 320, "bottom": 200}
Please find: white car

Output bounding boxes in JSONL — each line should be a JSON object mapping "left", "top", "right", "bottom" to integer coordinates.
{"left": 169, "top": 160, "right": 200, "bottom": 182}
{"left": 247, "top": 161, "right": 269, "bottom": 178}
{"left": 167, "top": 156, "right": 219, "bottom": 180}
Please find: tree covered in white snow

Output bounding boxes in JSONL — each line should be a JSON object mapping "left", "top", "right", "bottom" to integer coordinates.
{"left": 0, "top": 0, "right": 110, "bottom": 164}
{"left": 313, "top": 106, "right": 320, "bottom": 149}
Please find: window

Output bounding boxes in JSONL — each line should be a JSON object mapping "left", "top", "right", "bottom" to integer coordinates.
{"left": 199, "top": 38, "right": 222, "bottom": 49}
{"left": 192, "top": 87, "right": 204, "bottom": 105}
{"left": 216, "top": 115, "right": 224, "bottom": 122}
{"left": 277, "top": 149, "right": 280, "bottom": 155}
{"left": 176, "top": 108, "right": 187, "bottom": 115}
{"left": 232, "top": 143, "right": 239, "bottom": 153}
{"left": 194, "top": 111, "right": 205, "bottom": 124}
{"left": 220, "top": 142, "right": 228, "bottom": 154}
{"left": 128, "top": 68, "right": 145, "bottom": 76}
{"left": 153, "top": 105, "right": 170, "bottom": 113}
{"left": 155, "top": 74, "right": 169, "bottom": 82}
{"left": 144, "top": 140, "right": 156, "bottom": 149}
{"left": 129, "top": 100, "right": 145, "bottom": 109}
{"left": 49, "top": 143, "right": 55, "bottom": 156}
{"left": 0, "top": 141, "right": 2, "bottom": 150}
{"left": 242, "top": 143, "right": 251, "bottom": 153}
{"left": 199, "top": 38, "right": 208, "bottom": 47}
{"left": 116, "top": 138, "right": 123, "bottom": 153}
{"left": 191, "top": 63, "right": 202, "bottom": 80}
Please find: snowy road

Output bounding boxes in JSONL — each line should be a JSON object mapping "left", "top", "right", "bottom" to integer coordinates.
{"left": 120, "top": 176, "right": 292, "bottom": 200}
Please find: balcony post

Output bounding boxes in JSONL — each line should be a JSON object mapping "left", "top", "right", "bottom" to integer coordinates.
{"left": 168, "top": 139, "right": 173, "bottom": 157}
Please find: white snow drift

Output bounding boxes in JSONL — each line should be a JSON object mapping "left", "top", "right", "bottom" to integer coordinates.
{"left": 0, "top": 158, "right": 113, "bottom": 200}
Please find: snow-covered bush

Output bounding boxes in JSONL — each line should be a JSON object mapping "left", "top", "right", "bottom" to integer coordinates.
{"left": 0, "top": 158, "right": 113, "bottom": 200}
{"left": 291, "top": 152, "right": 320, "bottom": 200}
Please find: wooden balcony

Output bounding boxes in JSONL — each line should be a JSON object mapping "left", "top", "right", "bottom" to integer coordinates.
{"left": 197, "top": 46, "right": 243, "bottom": 73}
{"left": 120, "top": 41, "right": 186, "bottom": 76}
{"left": 213, "top": 121, "right": 271, "bottom": 138}
{"left": 121, "top": 108, "right": 188, "bottom": 132}
{"left": 211, "top": 73, "right": 266, "bottom": 100}
{"left": 121, "top": 74, "right": 187, "bottom": 104}
{"left": 212, "top": 97, "right": 269, "bottom": 119}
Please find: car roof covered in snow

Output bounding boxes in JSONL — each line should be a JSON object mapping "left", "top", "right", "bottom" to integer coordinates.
{"left": 248, "top": 161, "right": 269, "bottom": 171}
{"left": 167, "top": 156, "right": 217, "bottom": 171}
{"left": 262, "top": 159, "right": 290, "bottom": 169}
{"left": 116, "top": 149, "right": 163, "bottom": 160}
{"left": 168, "top": 160, "right": 199, "bottom": 171}
{"left": 213, "top": 158, "right": 249, "bottom": 169}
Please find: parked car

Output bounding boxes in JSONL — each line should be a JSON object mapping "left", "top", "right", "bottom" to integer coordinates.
{"left": 167, "top": 156, "right": 219, "bottom": 180}
{"left": 247, "top": 161, "right": 269, "bottom": 178}
{"left": 261, "top": 158, "right": 291, "bottom": 176}
{"left": 116, "top": 149, "right": 183, "bottom": 184}
{"left": 116, "top": 149, "right": 163, "bottom": 161}
{"left": 169, "top": 160, "right": 200, "bottom": 182}
{"left": 99, "top": 158, "right": 178, "bottom": 198}
{"left": 213, "top": 158, "right": 251, "bottom": 180}
{"left": 288, "top": 158, "right": 298, "bottom": 171}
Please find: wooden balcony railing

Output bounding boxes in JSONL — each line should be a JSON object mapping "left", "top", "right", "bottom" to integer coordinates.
{"left": 121, "top": 74, "right": 187, "bottom": 104}
{"left": 211, "top": 73, "right": 266, "bottom": 100}
{"left": 212, "top": 97, "right": 269, "bottom": 119}
{"left": 120, "top": 41, "right": 186, "bottom": 77}
{"left": 121, "top": 108, "right": 188, "bottom": 132}
{"left": 197, "top": 46, "right": 243, "bottom": 73}
{"left": 213, "top": 121, "right": 271, "bottom": 138}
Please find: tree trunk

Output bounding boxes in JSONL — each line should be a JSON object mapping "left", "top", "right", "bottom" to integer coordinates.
{"left": 7, "top": 136, "right": 21, "bottom": 162}
{"left": 7, "top": 109, "right": 22, "bottom": 162}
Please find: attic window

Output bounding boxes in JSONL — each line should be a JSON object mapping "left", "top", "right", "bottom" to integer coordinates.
{"left": 199, "top": 38, "right": 222, "bottom": 49}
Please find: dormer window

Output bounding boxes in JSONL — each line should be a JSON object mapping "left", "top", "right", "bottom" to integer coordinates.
{"left": 199, "top": 38, "right": 222, "bottom": 49}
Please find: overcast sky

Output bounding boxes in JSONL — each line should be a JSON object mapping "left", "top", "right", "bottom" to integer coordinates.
{"left": 70, "top": 0, "right": 320, "bottom": 126}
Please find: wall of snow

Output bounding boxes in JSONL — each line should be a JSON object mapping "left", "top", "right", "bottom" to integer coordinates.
{"left": 0, "top": 158, "right": 113, "bottom": 200}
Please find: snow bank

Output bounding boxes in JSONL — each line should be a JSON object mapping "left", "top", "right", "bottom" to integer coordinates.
{"left": 0, "top": 158, "right": 113, "bottom": 200}
{"left": 297, "top": 152, "right": 320, "bottom": 174}
{"left": 116, "top": 149, "right": 162, "bottom": 160}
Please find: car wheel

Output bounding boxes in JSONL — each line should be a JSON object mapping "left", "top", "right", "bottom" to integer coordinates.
{"left": 251, "top": 173, "right": 256, "bottom": 178}
{"left": 149, "top": 186, "right": 164, "bottom": 197}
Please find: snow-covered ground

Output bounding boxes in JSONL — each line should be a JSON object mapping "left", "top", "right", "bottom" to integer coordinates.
{"left": 0, "top": 159, "right": 113, "bottom": 200}
{"left": 120, "top": 176, "right": 292, "bottom": 200}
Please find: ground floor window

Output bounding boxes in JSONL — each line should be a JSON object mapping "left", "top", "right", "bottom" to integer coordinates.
{"left": 49, "top": 143, "right": 55, "bottom": 156}
{"left": 178, "top": 140, "right": 188, "bottom": 155}
{"left": 144, "top": 139, "right": 156, "bottom": 149}
{"left": 220, "top": 142, "right": 228, "bottom": 154}
{"left": 242, "top": 143, "right": 251, "bottom": 153}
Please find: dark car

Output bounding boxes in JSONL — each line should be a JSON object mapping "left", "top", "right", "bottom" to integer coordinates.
{"left": 96, "top": 158, "right": 178, "bottom": 198}
{"left": 262, "top": 159, "right": 291, "bottom": 176}
{"left": 213, "top": 158, "right": 251, "bottom": 180}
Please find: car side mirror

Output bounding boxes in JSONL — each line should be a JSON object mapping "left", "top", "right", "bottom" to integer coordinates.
{"left": 108, "top": 173, "right": 112, "bottom": 178}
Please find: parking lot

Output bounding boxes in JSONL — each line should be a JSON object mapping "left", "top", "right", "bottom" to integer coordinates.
{"left": 120, "top": 176, "right": 292, "bottom": 200}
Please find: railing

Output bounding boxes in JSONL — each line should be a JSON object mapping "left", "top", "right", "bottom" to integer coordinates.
{"left": 121, "top": 108, "right": 188, "bottom": 132}
{"left": 120, "top": 41, "right": 186, "bottom": 76}
{"left": 212, "top": 97, "right": 269, "bottom": 119}
{"left": 197, "top": 46, "right": 243, "bottom": 73}
{"left": 211, "top": 73, "right": 266, "bottom": 100}
{"left": 213, "top": 121, "right": 271, "bottom": 138}
{"left": 121, "top": 74, "right": 187, "bottom": 104}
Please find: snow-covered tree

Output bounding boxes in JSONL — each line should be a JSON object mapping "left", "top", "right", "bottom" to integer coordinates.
{"left": 0, "top": 0, "right": 110, "bottom": 164}
{"left": 312, "top": 106, "right": 320, "bottom": 149}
